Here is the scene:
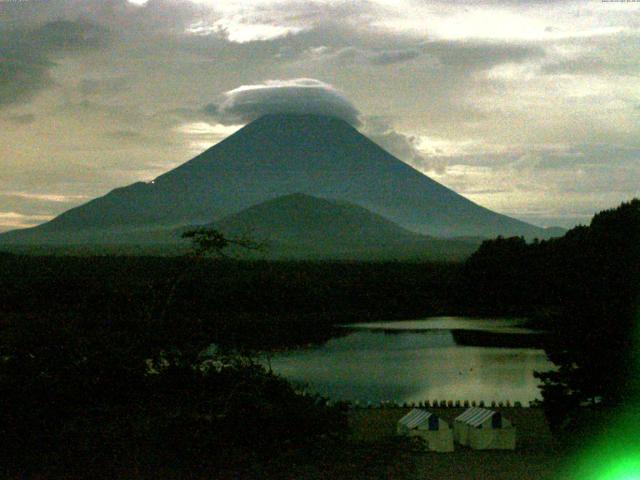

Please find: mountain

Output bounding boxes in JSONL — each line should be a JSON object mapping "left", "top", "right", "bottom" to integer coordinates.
{"left": 197, "top": 193, "right": 480, "bottom": 260}
{"left": 215, "top": 193, "right": 420, "bottom": 246}
{"left": 0, "top": 113, "right": 556, "bottom": 245}
{"left": 207, "top": 193, "right": 479, "bottom": 260}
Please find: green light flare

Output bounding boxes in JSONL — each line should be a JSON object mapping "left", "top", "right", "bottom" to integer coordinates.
{"left": 564, "top": 417, "right": 640, "bottom": 480}
{"left": 594, "top": 457, "right": 640, "bottom": 480}
{"left": 562, "top": 309, "right": 640, "bottom": 480}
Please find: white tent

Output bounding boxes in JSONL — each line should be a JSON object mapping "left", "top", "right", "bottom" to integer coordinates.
{"left": 397, "top": 409, "right": 454, "bottom": 452}
{"left": 454, "top": 407, "right": 516, "bottom": 450}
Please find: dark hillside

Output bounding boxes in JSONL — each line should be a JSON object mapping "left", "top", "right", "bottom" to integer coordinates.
{"left": 458, "top": 199, "right": 640, "bottom": 434}
{"left": 0, "top": 255, "right": 460, "bottom": 349}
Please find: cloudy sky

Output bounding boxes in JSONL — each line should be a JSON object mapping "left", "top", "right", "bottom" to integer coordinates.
{"left": 1, "top": 0, "right": 639, "bottom": 232}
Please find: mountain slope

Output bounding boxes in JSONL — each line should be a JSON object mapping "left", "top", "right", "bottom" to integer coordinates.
{"left": 207, "top": 193, "right": 480, "bottom": 260}
{"left": 0, "top": 113, "right": 554, "bottom": 243}
{"left": 214, "top": 193, "right": 421, "bottom": 247}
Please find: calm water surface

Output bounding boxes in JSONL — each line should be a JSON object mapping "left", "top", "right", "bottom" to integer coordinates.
{"left": 268, "top": 317, "right": 553, "bottom": 406}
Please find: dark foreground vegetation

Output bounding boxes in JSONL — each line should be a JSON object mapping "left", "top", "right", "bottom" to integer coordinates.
{"left": 1, "top": 257, "right": 360, "bottom": 477}
{"left": 0, "top": 247, "right": 458, "bottom": 477}
{"left": 0, "top": 339, "right": 348, "bottom": 478}
{"left": 0, "top": 255, "right": 459, "bottom": 350}
{"left": 350, "top": 407, "right": 564, "bottom": 480}
{"left": 0, "top": 199, "right": 638, "bottom": 477}
{"left": 459, "top": 199, "right": 640, "bottom": 446}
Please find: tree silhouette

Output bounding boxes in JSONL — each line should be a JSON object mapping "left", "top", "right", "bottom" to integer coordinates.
{"left": 534, "top": 199, "right": 640, "bottom": 432}
{"left": 181, "top": 227, "right": 264, "bottom": 258}
{"left": 0, "top": 228, "right": 349, "bottom": 478}
{"left": 459, "top": 199, "right": 640, "bottom": 436}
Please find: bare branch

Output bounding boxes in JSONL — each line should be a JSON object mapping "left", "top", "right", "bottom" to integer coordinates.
{"left": 181, "top": 227, "right": 266, "bottom": 258}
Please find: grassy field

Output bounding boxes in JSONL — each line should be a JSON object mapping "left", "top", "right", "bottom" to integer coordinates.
{"left": 346, "top": 407, "right": 569, "bottom": 480}
{"left": 245, "top": 407, "right": 570, "bottom": 480}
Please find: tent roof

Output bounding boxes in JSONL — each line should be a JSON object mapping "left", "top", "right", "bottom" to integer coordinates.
{"left": 455, "top": 407, "right": 497, "bottom": 427}
{"left": 398, "top": 408, "right": 438, "bottom": 429}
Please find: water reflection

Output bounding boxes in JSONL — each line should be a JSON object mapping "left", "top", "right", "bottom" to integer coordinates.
{"left": 269, "top": 319, "right": 553, "bottom": 405}
{"left": 345, "top": 316, "right": 535, "bottom": 333}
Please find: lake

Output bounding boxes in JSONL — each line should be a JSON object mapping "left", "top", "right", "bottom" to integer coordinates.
{"left": 268, "top": 317, "right": 553, "bottom": 406}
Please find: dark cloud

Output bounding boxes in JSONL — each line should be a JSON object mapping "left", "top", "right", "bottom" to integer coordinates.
{"left": 31, "top": 19, "right": 107, "bottom": 51}
{"left": 102, "top": 128, "right": 179, "bottom": 148}
{"left": 368, "top": 47, "right": 423, "bottom": 65}
{"left": 426, "top": 144, "right": 640, "bottom": 172}
{"left": 321, "top": 45, "right": 431, "bottom": 66}
{"left": 0, "top": 19, "right": 109, "bottom": 106}
{"left": 427, "top": 144, "right": 640, "bottom": 198}
{"left": 79, "top": 77, "right": 129, "bottom": 96}
{"left": 541, "top": 34, "right": 640, "bottom": 77}
{"left": 4, "top": 113, "right": 37, "bottom": 125}
{"left": 541, "top": 56, "right": 607, "bottom": 75}
{"left": 0, "top": 0, "right": 203, "bottom": 36}
{"left": 363, "top": 116, "right": 446, "bottom": 174}
{"left": 0, "top": 52, "right": 52, "bottom": 107}
{"left": 0, "top": 192, "right": 83, "bottom": 214}
{"left": 424, "top": 40, "right": 544, "bottom": 69}
{"left": 0, "top": 191, "right": 89, "bottom": 230}
{"left": 294, "top": 15, "right": 543, "bottom": 64}
{"left": 104, "top": 129, "right": 147, "bottom": 142}
{"left": 278, "top": 21, "right": 543, "bottom": 70}
{"left": 205, "top": 78, "right": 362, "bottom": 126}
{"left": 366, "top": 40, "right": 543, "bottom": 68}
{"left": 202, "top": 103, "right": 219, "bottom": 116}
{"left": 541, "top": 55, "right": 639, "bottom": 76}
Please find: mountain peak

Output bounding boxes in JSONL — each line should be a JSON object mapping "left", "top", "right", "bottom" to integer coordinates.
{"left": 239, "top": 112, "right": 360, "bottom": 139}
{"left": 253, "top": 112, "right": 356, "bottom": 126}
{"left": 265, "top": 192, "right": 318, "bottom": 202}
{"left": 0, "top": 108, "right": 556, "bottom": 245}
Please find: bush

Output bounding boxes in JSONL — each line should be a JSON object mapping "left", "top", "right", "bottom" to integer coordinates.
{"left": 0, "top": 313, "right": 347, "bottom": 478}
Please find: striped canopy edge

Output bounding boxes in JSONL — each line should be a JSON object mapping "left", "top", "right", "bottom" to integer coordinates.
{"left": 455, "top": 407, "right": 502, "bottom": 428}
{"left": 398, "top": 408, "right": 438, "bottom": 430}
